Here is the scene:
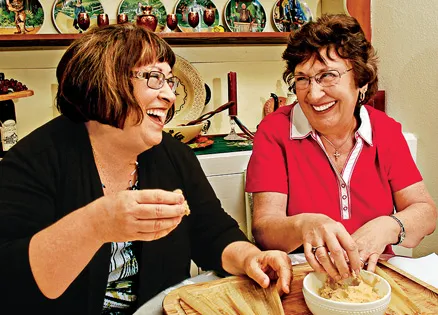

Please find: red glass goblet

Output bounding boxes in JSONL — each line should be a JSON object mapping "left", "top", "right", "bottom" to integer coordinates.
{"left": 166, "top": 14, "right": 178, "bottom": 32}
{"left": 77, "top": 12, "right": 90, "bottom": 32}
{"left": 97, "top": 13, "right": 109, "bottom": 27}
{"left": 203, "top": 9, "right": 215, "bottom": 30}
{"left": 188, "top": 11, "right": 199, "bottom": 32}
{"left": 117, "top": 13, "right": 128, "bottom": 24}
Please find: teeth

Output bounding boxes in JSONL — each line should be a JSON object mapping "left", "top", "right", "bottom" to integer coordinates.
{"left": 313, "top": 101, "right": 336, "bottom": 112}
{"left": 146, "top": 109, "right": 166, "bottom": 117}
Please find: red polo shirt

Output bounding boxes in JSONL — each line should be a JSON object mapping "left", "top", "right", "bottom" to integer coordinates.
{"left": 246, "top": 104, "right": 422, "bottom": 234}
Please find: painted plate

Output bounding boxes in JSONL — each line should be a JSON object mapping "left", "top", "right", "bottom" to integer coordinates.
{"left": 118, "top": 0, "right": 167, "bottom": 33}
{"left": 223, "top": 0, "right": 266, "bottom": 32}
{"left": 0, "top": 0, "right": 44, "bottom": 35}
{"left": 272, "top": 0, "right": 312, "bottom": 32}
{"left": 171, "top": 55, "right": 206, "bottom": 124}
{"left": 52, "top": 0, "right": 105, "bottom": 34}
{"left": 174, "top": 0, "right": 219, "bottom": 33}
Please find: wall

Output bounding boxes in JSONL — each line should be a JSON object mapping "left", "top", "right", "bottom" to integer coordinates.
{"left": 0, "top": 0, "right": 341, "bottom": 137}
{"left": 372, "top": 0, "right": 438, "bottom": 256}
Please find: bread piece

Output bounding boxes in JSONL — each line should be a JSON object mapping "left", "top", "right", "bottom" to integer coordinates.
{"left": 174, "top": 189, "right": 190, "bottom": 216}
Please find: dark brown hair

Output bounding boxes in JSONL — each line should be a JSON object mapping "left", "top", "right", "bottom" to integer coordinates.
{"left": 282, "top": 14, "right": 378, "bottom": 105}
{"left": 56, "top": 24, "right": 176, "bottom": 128}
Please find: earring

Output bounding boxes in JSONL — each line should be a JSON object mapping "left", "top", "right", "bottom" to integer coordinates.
{"left": 359, "top": 90, "right": 366, "bottom": 104}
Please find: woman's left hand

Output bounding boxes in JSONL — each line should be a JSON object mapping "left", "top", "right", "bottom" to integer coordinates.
{"left": 244, "top": 250, "right": 293, "bottom": 295}
{"left": 351, "top": 216, "right": 395, "bottom": 272}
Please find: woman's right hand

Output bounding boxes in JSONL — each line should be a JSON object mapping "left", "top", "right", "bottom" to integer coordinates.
{"left": 91, "top": 189, "right": 187, "bottom": 243}
{"left": 299, "top": 213, "right": 361, "bottom": 281}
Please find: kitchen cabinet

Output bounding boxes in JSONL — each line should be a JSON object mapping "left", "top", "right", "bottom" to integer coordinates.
{"left": 0, "top": 0, "right": 371, "bottom": 49}
{"left": 197, "top": 151, "right": 252, "bottom": 235}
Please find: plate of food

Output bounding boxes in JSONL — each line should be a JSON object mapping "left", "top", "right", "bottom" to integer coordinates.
{"left": 52, "top": 0, "right": 105, "bottom": 34}
{"left": 223, "top": 0, "right": 266, "bottom": 32}
{"left": 0, "top": 0, "right": 44, "bottom": 35}
{"left": 188, "top": 136, "right": 214, "bottom": 150}
{"left": 171, "top": 55, "right": 206, "bottom": 124}
{"left": 272, "top": 0, "right": 312, "bottom": 32}
{"left": 174, "top": 0, "right": 219, "bottom": 33}
{"left": 118, "top": 0, "right": 167, "bottom": 33}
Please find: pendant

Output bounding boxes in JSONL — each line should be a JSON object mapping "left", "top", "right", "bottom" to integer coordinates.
{"left": 333, "top": 151, "right": 341, "bottom": 160}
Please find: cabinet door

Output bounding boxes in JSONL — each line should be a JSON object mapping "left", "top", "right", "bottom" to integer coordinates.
{"left": 206, "top": 173, "right": 247, "bottom": 235}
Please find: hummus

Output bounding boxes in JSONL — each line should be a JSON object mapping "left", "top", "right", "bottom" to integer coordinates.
{"left": 319, "top": 275, "right": 382, "bottom": 303}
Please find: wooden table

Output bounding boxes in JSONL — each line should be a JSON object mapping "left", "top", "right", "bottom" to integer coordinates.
{"left": 164, "top": 262, "right": 438, "bottom": 314}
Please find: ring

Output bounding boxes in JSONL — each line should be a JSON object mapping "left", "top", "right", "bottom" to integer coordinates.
{"left": 311, "top": 245, "right": 325, "bottom": 254}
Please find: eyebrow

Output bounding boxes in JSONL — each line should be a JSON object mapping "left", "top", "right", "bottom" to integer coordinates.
{"left": 294, "top": 67, "right": 336, "bottom": 76}
{"left": 140, "top": 67, "right": 174, "bottom": 77}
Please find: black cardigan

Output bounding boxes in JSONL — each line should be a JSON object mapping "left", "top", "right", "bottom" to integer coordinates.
{"left": 0, "top": 116, "right": 247, "bottom": 314}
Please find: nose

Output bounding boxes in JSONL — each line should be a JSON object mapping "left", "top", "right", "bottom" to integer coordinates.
{"left": 160, "top": 81, "right": 177, "bottom": 105}
{"left": 306, "top": 79, "right": 325, "bottom": 101}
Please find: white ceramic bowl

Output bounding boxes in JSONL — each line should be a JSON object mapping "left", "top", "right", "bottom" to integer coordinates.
{"left": 163, "top": 122, "right": 204, "bottom": 143}
{"left": 302, "top": 270, "right": 391, "bottom": 315}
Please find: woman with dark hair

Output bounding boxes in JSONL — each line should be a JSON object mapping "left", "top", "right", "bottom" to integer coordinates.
{"left": 0, "top": 24, "right": 292, "bottom": 314}
{"left": 246, "top": 14, "right": 436, "bottom": 281}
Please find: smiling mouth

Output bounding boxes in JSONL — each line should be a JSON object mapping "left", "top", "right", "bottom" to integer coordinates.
{"left": 312, "top": 101, "right": 336, "bottom": 112}
{"left": 146, "top": 109, "right": 166, "bottom": 125}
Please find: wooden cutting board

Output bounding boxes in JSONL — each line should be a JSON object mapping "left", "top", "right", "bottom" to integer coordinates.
{"left": 164, "top": 262, "right": 438, "bottom": 314}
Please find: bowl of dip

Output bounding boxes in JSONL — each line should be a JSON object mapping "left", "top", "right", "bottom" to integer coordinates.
{"left": 302, "top": 269, "right": 391, "bottom": 315}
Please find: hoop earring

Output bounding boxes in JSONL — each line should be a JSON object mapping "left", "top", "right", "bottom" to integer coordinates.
{"left": 359, "top": 91, "right": 366, "bottom": 104}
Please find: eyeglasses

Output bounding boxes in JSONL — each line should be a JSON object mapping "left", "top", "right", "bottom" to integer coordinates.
{"left": 132, "top": 70, "right": 180, "bottom": 93}
{"left": 293, "top": 68, "right": 353, "bottom": 90}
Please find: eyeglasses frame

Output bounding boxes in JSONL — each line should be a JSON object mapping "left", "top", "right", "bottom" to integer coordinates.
{"left": 293, "top": 68, "right": 353, "bottom": 91}
{"left": 132, "top": 70, "right": 179, "bottom": 93}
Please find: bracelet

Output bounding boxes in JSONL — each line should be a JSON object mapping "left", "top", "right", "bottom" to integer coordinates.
{"left": 390, "top": 214, "right": 406, "bottom": 245}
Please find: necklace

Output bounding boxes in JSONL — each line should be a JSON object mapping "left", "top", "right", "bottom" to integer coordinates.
{"left": 91, "top": 144, "right": 138, "bottom": 191}
{"left": 320, "top": 134, "right": 351, "bottom": 160}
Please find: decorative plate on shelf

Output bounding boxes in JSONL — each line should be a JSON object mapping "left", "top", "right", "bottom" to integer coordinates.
{"left": 118, "top": 0, "right": 167, "bottom": 33}
{"left": 224, "top": 0, "right": 266, "bottom": 32}
{"left": 0, "top": 0, "right": 44, "bottom": 35}
{"left": 174, "top": 0, "right": 219, "bottom": 33}
{"left": 52, "top": 0, "right": 105, "bottom": 34}
{"left": 171, "top": 55, "right": 206, "bottom": 124}
{"left": 272, "top": 0, "right": 312, "bottom": 32}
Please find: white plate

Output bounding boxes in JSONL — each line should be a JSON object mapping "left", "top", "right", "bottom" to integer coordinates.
{"left": 272, "top": 0, "right": 313, "bottom": 32}
{"left": 52, "top": 0, "right": 105, "bottom": 34}
{"left": 171, "top": 55, "right": 206, "bottom": 124}
{"left": 0, "top": 0, "right": 44, "bottom": 35}
{"left": 223, "top": 0, "right": 267, "bottom": 32}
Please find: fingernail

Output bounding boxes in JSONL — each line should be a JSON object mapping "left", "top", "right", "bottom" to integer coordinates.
{"left": 343, "top": 273, "right": 349, "bottom": 279}
{"left": 335, "top": 275, "right": 341, "bottom": 282}
{"left": 355, "top": 269, "right": 361, "bottom": 275}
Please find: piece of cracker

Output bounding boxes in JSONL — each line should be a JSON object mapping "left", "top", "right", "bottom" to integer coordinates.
{"left": 174, "top": 189, "right": 190, "bottom": 216}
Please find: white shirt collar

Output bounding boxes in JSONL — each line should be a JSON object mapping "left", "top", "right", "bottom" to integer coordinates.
{"left": 290, "top": 103, "right": 373, "bottom": 146}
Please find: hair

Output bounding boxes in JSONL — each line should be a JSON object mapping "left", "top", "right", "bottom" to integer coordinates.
{"left": 56, "top": 24, "right": 176, "bottom": 129}
{"left": 282, "top": 14, "right": 378, "bottom": 106}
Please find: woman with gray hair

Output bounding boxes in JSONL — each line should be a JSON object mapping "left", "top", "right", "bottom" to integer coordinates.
{"left": 246, "top": 14, "right": 436, "bottom": 282}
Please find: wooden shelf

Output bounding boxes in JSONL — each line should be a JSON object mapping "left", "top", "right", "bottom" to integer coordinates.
{"left": 0, "top": 32, "right": 290, "bottom": 48}
{"left": 0, "top": 90, "right": 34, "bottom": 101}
